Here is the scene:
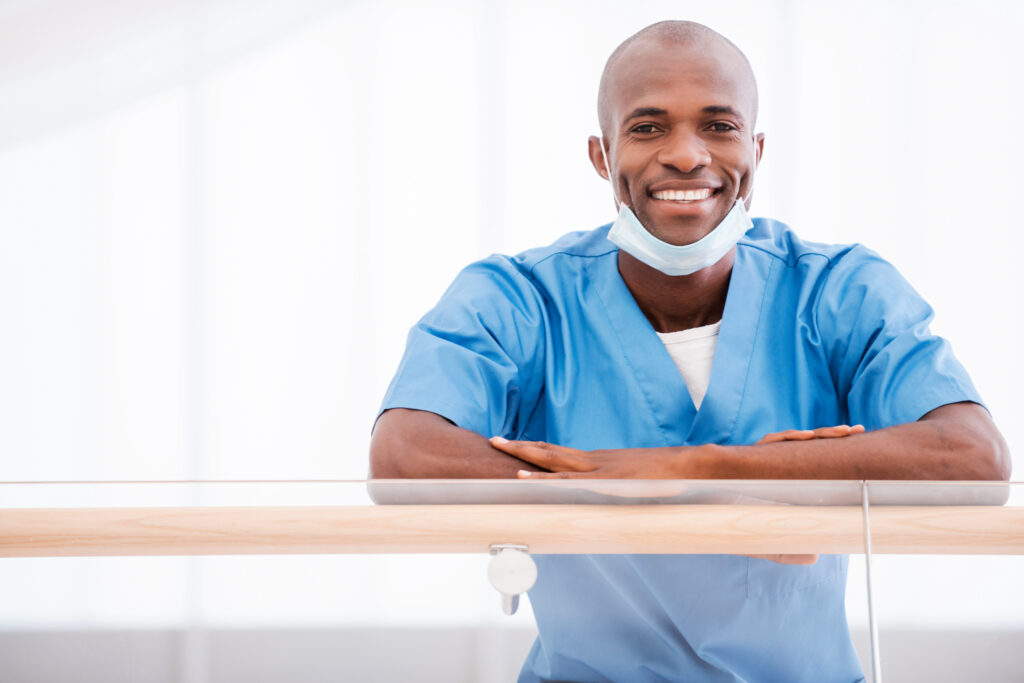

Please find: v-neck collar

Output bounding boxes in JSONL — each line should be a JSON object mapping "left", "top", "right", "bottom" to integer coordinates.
{"left": 593, "top": 245, "right": 774, "bottom": 447}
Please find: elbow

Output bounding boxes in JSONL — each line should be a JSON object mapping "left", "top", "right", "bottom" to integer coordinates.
{"left": 984, "top": 433, "right": 1012, "bottom": 482}
{"left": 948, "top": 433, "right": 1011, "bottom": 482}
{"left": 369, "top": 408, "right": 426, "bottom": 479}
{"left": 370, "top": 451, "right": 406, "bottom": 479}
{"left": 962, "top": 423, "right": 1012, "bottom": 482}
{"left": 368, "top": 411, "right": 398, "bottom": 479}
{"left": 968, "top": 432, "right": 1012, "bottom": 506}
{"left": 367, "top": 436, "right": 406, "bottom": 505}
{"left": 973, "top": 411, "right": 1012, "bottom": 481}
{"left": 369, "top": 431, "right": 405, "bottom": 479}
{"left": 368, "top": 447, "right": 393, "bottom": 479}
{"left": 926, "top": 404, "right": 1011, "bottom": 481}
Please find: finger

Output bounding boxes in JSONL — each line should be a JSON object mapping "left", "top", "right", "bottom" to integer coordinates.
{"left": 490, "top": 438, "right": 557, "bottom": 463}
{"left": 757, "top": 430, "right": 815, "bottom": 445}
{"left": 491, "top": 437, "right": 587, "bottom": 471}
{"left": 491, "top": 437, "right": 582, "bottom": 456}
{"left": 517, "top": 469, "right": 577, "bottom": 479}
{"left": 745, "top": 554, "right": 819, "bottom": 565}
{"left": 812, "top": 424, "right": 869, "bottom": 439}
{"left": 811, "top": 425, "right": 854, "bottom": 438}
{"left": 780, "top": 554, "right": 819, "bottom": 565}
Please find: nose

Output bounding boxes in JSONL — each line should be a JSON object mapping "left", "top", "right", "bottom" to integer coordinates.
{"left": 657, "top": 129, "right": 711, "bottom": 173}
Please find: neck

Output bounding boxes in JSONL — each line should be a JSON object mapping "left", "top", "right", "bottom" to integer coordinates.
{"left": 617, "top": 249, "right": 735, "bottom": 333}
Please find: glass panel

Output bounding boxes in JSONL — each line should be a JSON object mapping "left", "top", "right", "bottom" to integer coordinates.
{"left": 0, "top": 480, "right": 378, "bottom": 508}
{"left": 849, "top": 553, "right": 1024, "bottom": 681}
{"left": 3, "top": 481, "right": 1023, "bottom": 682}
{"left": 3, "top": 479, "right": 1020, "bottom": 508}
{"left": 865, "top": 480, "right": 1014, "bottom": 506}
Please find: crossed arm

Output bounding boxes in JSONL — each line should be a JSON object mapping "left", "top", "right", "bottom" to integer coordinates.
{"left": 370, "top": 401, "right": 1010, "bottom": 482}
{"left": 371, "top": 402, "right": 1008, "bottom": 565}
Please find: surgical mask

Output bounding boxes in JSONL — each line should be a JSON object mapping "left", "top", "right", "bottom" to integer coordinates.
{"left": 606, "top": 198, "right": 753, "bottom": 276}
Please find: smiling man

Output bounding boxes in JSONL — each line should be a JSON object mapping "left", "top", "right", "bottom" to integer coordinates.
{"left": 370, "top": 20, "right": 1009, "bottom": 682}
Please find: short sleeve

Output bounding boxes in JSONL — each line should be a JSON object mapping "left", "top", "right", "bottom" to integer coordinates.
{"left": 378, "top": 255, "right": 547, "bottom": 439}
{"left": 816, "top": 246, "right": 983, "bottom": 432}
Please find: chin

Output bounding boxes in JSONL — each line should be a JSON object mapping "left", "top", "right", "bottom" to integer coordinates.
{"left": 640, "top": 212, "right": 717, "bottom": 247}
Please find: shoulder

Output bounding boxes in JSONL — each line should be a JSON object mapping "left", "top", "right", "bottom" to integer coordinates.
{"left": 434, "top": 225, "right": 615, "bottom": 314}
{"left": 739, "top": 217, "right": 910, "bottom": 287}
{"left": 456, "top": 225, "right": 616, "bottom": 290}
{"left": 738, "top": 217, "right": 862, "bottom": 268}
{"left": 740, "top": 216, "right": 924, "bottom": 319}
{"left": 507, "top": 224, "right": 617, "bottom": 272}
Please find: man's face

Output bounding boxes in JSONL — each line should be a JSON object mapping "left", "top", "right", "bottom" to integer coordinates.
{"left": 589, "top": 39, "right": 764, "bottom": 246}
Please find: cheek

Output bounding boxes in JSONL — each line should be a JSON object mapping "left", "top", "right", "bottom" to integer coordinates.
{"left": 718, "top": 144, "right": 758, "bottom": 177}
{"left": 613, "top": 153, "right": 654, "bottom": 195}
{"left": 613, "top": 145, "right": 654, "bottom": 174}
{"left": 612, "top": 166, "right": 642, "bottom": 200}
{"left": 717, "top": 160, "right": 753, "bottom": 190}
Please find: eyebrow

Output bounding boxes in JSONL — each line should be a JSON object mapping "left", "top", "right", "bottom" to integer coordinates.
{"left": 701, "top": 105, "right": 746, "bottom": 122}
{"left": 623, "top": 107, "right": 668, "bottom": 122}
{"left": 622, "top": 105, "right": 747, "bottom": 124}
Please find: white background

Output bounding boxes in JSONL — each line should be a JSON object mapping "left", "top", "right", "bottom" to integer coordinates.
{"left": 1, "top": 0, "right": 1022, "bottom": 658}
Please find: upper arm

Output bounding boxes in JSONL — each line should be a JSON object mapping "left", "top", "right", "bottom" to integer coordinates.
{"left": 816, "top": 247, "right": 984, "bottom": 432}
{"left": 370, "top": 406, "right": 550, "bottom": 479}
{"left": 377, "top": 256, "right": 548, "bottom": 440}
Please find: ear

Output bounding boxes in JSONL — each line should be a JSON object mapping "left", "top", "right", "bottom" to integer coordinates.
{"left": 754, "top": 132, "right": 765, "bottom": 168}
{"left": 588, "top": 135, "right": 609, "bottom": 180}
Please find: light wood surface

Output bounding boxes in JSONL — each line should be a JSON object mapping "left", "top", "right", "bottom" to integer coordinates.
{"left": 2, "top": 504, "right": 1023, "bottom": 557}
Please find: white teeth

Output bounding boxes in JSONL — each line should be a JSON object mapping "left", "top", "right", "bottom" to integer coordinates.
{"left": 652, "top": 188, "right": 713, "bottom": 201}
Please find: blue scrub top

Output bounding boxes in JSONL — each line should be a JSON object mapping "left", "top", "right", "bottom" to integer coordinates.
{"left": 380, "top": 219, "right": 982, "bottom": 682}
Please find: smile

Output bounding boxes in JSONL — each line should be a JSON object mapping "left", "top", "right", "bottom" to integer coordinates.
{"left": 651, "top": 188, "right": 715, "bottom": 202}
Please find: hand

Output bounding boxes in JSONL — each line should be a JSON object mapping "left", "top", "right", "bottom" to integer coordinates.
{"left": 489, "top": 437, "right": 700, "bottom": 479}
{"left": 489, "top": 437, "right": 827, "bottom": 565}
{"left": 746, "top": 553, "right": 819, "bottom": 565}
{"left": 756, "top": 424, "right": 864, "bottom": 445}
{"left": 750, "top": 426, "right": 861, "bottom": 564}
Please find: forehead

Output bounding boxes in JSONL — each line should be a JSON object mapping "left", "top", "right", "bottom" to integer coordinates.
{"left": 606, "top": 39, "right": 755, "bottom": 125}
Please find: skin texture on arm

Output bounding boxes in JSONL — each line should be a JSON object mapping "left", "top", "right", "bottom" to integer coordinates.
{"left": 369, "top": 408, "right": 547, "bottom": 478}
{"left": 489, "top": 402, "right": 1011, "bottom": 482}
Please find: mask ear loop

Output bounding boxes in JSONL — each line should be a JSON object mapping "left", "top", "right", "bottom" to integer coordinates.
{"left": 739, "top": 132, "right": 760, "bottom": 208}
{"left": 599, "top": 138, "right": 628, "bottom": 210}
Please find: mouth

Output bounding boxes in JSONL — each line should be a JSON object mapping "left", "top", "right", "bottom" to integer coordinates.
{"left": 650, "top": 188, "right": 718, "bottom": 203}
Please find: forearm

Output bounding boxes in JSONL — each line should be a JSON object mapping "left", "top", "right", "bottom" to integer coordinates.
{"left": 700, "top": 403, "right": 1010, "bottom": 481}
{"left": 490, "top": 402, "right": 1010, "bottom": 481}
{"left": 369, "top": 408, "right": 547, "bottom": 478}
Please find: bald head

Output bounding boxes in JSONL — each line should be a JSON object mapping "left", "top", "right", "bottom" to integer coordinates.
{"left": 597, "top": 21, "right": 759, "bottom": 136}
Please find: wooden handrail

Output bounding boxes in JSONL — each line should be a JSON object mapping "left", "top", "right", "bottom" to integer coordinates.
{"left": 2, "top": 504, "right": 1023, "bottom": 557}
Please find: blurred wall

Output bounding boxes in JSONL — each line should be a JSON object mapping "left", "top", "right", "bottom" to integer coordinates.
{"left": 1, "top": 0, "right": 1023, "bottom": 680}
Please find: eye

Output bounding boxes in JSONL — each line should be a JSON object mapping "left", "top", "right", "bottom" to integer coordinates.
{"left": 709, "top": 122, "right": 738, "bottom": 133}
{"left": 629, "top": 123, "right": 660, "bottom": 135}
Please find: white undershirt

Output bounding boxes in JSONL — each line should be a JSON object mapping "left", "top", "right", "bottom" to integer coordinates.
{"left": 655, "top": 320, "right": 721, "bottom": 409}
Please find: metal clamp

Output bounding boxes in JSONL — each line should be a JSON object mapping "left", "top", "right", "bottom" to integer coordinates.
{"left": 488, "top": 544, "right": 537, "bottom": 615}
